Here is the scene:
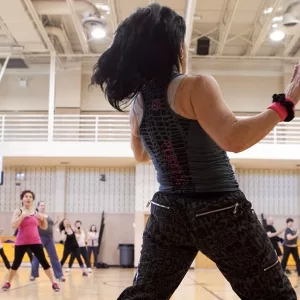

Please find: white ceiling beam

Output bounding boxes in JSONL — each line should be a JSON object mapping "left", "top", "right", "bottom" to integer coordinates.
{"left": 66, "top": 0, "right": 89, "bottom": 54}
{"left": 249, "top": 0, "right": 282, "bottom": 56}
{"left": 243, "top": 0, "right": 268, "bottom": 55}
{"left": 0, "top": 54, "right": 10, "bottom": 82}
{"left": 185, "top": 0, "right": 197, "bottom": 72}
{"left": 193, "top": 29, "right": 220, "bottom": 44}
{"left": 191, "top": 28, "right": 218, "bottom": 44}
{"left": 108, "top": 0, "right": 118, "bottom": 33}
{"left": 0, "top": 17, "right": 16, "bottom": 45}
{"left": 23, "top": 0, "right": 63, "bottom": 68}
{"left": 215, "top": 0, "right": 240, "bottom": 55}
{"left": 283, "top": 34, "right": 300, "bottom": 56}
{"left": 191, "top": 54, "right": 300, "bottom": 61}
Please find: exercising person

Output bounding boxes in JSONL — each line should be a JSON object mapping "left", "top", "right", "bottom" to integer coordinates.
{"left": 59, "top": 219, "right": 88, "bottom": 276}
{"left": 281, "top": 218, "right": 300, "bottom": 276}
{"left": 2, "top": 190, "right": 59, "bottom": 292}
{"left": 14, "top": 229, "right": 33, "bottom": 263}
{"left": 91, "top": 3, "right": 300, "bottom": 299}
{"left": 0, "top": 228, "right": 10, "bottom": 270}
{"left": 68, "top": 221, "right": 91, "bottom": 273}
{"left": 87, "top": 225, "right": 99, "bottom": 268}
{"left": 266, "top": 217, "right": 284, "bottom": 260}
{"left": 30, "top": 201, "right": 66, "bottom": 282}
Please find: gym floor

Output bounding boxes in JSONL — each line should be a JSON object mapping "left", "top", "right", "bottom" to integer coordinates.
{"left": 0, "top": 267, "right": 300, "bottom": 299}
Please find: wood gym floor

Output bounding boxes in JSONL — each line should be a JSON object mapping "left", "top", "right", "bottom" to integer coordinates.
{"left": 0, "top": 267, "right": 300, "bottom": 300}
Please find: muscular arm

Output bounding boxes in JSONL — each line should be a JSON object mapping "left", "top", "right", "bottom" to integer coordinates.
{"left": 176, "top": 75, "right": 281, "bottom": 153}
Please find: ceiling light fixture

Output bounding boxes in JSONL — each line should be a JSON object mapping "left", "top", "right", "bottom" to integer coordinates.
{"left": 82, "top": 14, "right": 107, "bottom": 40}
{"left": 264, "top": 7, "right": 273, "bottom": 15}
{"left": 270, "top": 30, "right": 285, "bottom": 41}
{"left": 272, "top": 23, "right": 278, "bottom": 28}
{"left": 91, "top": 27, "right": 106, "bottom": 39}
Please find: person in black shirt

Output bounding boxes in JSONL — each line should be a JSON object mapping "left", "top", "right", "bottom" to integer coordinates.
{"left": 281, "top": 218, "right": 300, "bottom": 276}
{"left": 266, "top": 217, "right": 284, "bottom": 259}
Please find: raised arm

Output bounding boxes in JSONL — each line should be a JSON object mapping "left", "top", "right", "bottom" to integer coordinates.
{"left": 36, "top": 213, "right": 48, "bottom": 230}
{"left": 180, "top": 65, "right": 300, "bottom": 153}
{"left": 267, "top": 228, "right": 284, "bottom": 238}
{"left": 287, "top": 229, "right": 299, "bottom": 241}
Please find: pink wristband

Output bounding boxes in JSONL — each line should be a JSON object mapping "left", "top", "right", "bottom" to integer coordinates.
{"left": 267, "top": 102, "right": 288, "bottom": 121}
{"left": 267, "top": 99, "right": 295, "bottom": 121}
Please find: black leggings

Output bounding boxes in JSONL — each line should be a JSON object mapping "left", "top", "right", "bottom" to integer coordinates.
{"left": 26, "top": 248, "right": 33, "bottom": 262}
{"left": 60, "top": 247, "right": 84, "bottom": 268}
{"left": 0, "top": 248, "right": 11, "bottom": 269}
{"left": 11, "top": 244, "right": 50, "bottom": 271}
{"left": 69, "top": 246, "right": 91, "bottom": 268}
{"left": 281, "top": 246, "right": 300, "bottom": 275}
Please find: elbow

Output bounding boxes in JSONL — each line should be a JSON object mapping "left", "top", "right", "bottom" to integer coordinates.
{"left": 222, "top": 142, "right": 245, "bottom": 154}
{"left": 135, "top": 156, "right": 150, "bottom": 163}
{"left": 133, "top": 152, "right": 150, "bottom": 163}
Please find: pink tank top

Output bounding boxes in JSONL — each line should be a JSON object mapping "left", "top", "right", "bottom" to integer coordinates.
{"left": 15, "top": 211, "right": 41, "bottom": 246}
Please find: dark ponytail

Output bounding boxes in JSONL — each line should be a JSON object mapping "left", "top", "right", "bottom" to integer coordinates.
{"left": 91, "top": 3, "right": 186, "bottom": 111}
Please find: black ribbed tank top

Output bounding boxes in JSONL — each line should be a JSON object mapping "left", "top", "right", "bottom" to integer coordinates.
{"left": 137, "top": 75, "right": 239, "bottom": 193}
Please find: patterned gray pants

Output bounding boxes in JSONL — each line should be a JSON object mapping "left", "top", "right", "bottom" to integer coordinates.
{"left": 118, "top": 190, "right": 296, "bottom": 300}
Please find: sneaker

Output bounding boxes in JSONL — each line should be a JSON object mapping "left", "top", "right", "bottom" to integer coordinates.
{"left": 2, "top": 282, "right": 11, "bottom": 291}
{"left": 58, "top": 277, "right": 66, "bottom": 282}
{"left": 87, "top": 268, "right": 92, "bottom": 273}
{"left": 82, "top": 271, "right": 88, "bottom": 276}
{"left": 30, "top": 276, "right": 36, "bottom": 281}
{"left": 65, "top": 268, "right": 70, "bottom": 273}
{"left": 52, "top": 282, "right": 60, "bottom": 292}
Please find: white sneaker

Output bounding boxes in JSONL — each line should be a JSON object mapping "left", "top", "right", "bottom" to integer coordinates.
{"left": 65, "top": 268, "right": 70, "bottom": 273}
{"left": 29, "top": 276, "right": 35, "bottom": 281}
{"left": 87, "top": 268, "right": 92, "bottom": 273}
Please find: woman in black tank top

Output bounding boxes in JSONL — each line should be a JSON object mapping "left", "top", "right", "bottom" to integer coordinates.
{"left": 59, "top": 219, "right": 88, "bottom": 276}
{"left": 91, "top": 4, "right": 300, "bottom": 300}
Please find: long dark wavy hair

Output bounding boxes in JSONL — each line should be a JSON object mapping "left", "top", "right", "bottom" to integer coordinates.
{"left": 91, "top": 3, "right": 186, "bottom": 111}
{"left": 59, "top": 219, "right": 70, "bottom": 233}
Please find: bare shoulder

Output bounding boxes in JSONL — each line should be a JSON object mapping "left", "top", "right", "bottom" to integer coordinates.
{"left": 13, "top": 208, "right": 21, "bottom": 216}
{"left": 174, "top": 74, "right": 218, "bottom": 119}
{"left": 183, "top": 74, "right": 218, "bottom": 90}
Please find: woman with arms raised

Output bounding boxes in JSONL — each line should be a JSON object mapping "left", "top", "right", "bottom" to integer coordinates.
{"left": 91, "top": 4, "right": 300, "bottom": 299}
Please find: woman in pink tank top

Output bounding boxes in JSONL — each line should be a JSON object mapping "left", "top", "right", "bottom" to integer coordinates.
{"left": 2, "top": 190, "right": 60, "bottom": 292}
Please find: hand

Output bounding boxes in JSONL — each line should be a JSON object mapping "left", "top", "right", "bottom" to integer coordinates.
{"left": 280, "top": 228, "right": 285, "bottom": 234}
{"left": 35, "top": 213, "right": 45, "bottom": 222}
{"left": 285, "top": 64, "right": 300, "bottom": 105}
